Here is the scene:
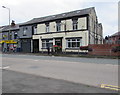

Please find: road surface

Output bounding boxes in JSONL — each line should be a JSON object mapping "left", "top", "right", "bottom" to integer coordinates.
{"left": 1, "top": 54, "right": 119, "bottom": 93}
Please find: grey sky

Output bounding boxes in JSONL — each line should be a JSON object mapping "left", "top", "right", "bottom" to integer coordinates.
{"left": 0, "top": 0, "right": 119, "bottom": 37}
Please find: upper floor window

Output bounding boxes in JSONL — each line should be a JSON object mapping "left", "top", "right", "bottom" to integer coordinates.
{"left": 33, "top": 26, "right": 37, "bottom": 34}
{"left": 56, "top": 21, "right": 61, "bottom": 32}
{"left": 9, "top": 33, "right": 12, "bottom": 40}
{"left": 72, "top": 18, "right": 78, "bottom": 30}
{"left": 14, "top": 32, "right": 18, "bottom": 39}
{"left": 23, "top": 27, "right": 27, "bottom": 36}
{"left": 2, "top": 34, "right": 7, "bottom": 40}
{"left": 46, "top": 23, "right": 49, "bottom": 33}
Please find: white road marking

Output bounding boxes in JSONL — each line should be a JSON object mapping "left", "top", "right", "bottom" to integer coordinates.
{"left": 0, "top": 66, "right": 10, "bottom": 69}
{"left": 34, "top": 60, "right": 39, "bottom": 61}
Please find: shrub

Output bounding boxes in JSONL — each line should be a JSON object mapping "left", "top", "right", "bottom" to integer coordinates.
{"left": 112, "top": 46, "right": 120, "bottom": 52}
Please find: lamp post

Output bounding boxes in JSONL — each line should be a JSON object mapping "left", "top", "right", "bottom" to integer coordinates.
{"left": 2, "top": 6, "right": 11, "bottom": 51}
{"left": 2, "top": 6, "right": 10, "bottom": 30}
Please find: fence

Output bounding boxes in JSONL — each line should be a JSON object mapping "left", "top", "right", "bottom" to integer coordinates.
{"left": 88, "top": 44, "right": 120, "bottom": 56}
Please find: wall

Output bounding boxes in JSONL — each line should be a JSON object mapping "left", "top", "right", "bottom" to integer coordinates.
{"left": 33, "top": 30, "right": 89, "bottom": 52}
{"left": 18, "top": 26, "right": 32, "bottom": 38}
{"left": 36, "top": 17, "right": 88, "bottom": 34}
{"left": 88, "top": 44, "right": 120, "bottom": 56}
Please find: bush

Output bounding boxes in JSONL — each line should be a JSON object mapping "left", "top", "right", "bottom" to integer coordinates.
{"left": 112, "top": 46, "right": 120, "bottom": 52}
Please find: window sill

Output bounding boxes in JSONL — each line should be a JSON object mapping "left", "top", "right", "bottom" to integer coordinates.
{"left": 65, "top": 48, "right": 80, "bottom": 50}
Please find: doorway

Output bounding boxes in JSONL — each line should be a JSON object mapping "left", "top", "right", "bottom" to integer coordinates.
{"left": 55, "top": 38, "right": 62, "bottom": 52}
{"left": 33, "top": 39, "right": 39, "bottom": 53}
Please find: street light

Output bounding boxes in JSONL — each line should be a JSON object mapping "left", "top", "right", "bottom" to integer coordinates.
{"left": 2, "top": 6, "right": 11, "bottom": 51}
{"left": 2, "top": 6, "right": 10, "bottom": 29}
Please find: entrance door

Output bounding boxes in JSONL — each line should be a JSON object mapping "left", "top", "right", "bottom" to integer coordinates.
{"left": 33, "top": 39, "right": 39, "bottom": 53}
{"left": 55, "top": 38, "right": 62, "bottom": 52}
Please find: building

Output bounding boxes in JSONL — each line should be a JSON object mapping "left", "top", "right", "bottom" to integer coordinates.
{"left": 1, "top": 7, "right": 103, "bottom": 54}
{"left": 104, "top": 32, "right": 120, "bottom": 44}
{"left": 0, "top": 21, "right": 20, "bottom": 52}
{"left": 18, "top": 7, "right": 103, "bottom": 53}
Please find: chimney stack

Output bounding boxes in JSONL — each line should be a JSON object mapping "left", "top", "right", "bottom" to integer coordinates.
{"left": 11, "top": 20, "right": 15, "bottom": 27}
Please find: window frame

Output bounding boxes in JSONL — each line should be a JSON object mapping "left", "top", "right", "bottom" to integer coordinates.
{"left": 56, "top": 21, "right": 61, "bottom": 32}
{"left": 42, "top": 39, "right": 53, "bottom": 48}
{"left": 45, "top": 23, "right": 50, "bottom": 33}
{"left": 72, "top": 18, "right": 78, "bottom": 30}
{"left": 66, "top": 38, "right": 82, "bottom": 49}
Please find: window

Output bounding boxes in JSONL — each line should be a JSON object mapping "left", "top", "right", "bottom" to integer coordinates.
{"left": 56, "top": 21, "right": 61, "bottom": 32}
{"left": 9, "top": 33, "right": 12, "bottom": 40}
{"left": 23, "top": 27, "right": 27, "bottom": 36}
{"left": 66, "top": 38, "right": 81, "bottom": 48}
{"left": 14, "top": 32, "right": 17, "bottom": 39}
{"left": 34, "top": 26, "right": 37, "bottom": 34}
{"left": 72, "top": 19, "right": 78, "bottom": 30}
{"left": 42, "top": 39, "right": 53, "bottom": 48}
{"left": 46, "top": 23, "right": 49, "bottom": 33}
{"left": 2, "top": 34, "right": 7, "bottom": 39}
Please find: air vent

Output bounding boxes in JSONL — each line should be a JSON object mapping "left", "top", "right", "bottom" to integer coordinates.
{"left": 52, "top": 15, "right": 55, "bottom": 18}
{"left": 62, "top": 14, "right": 66, "bottom": 16}
{"left": 77, "top": 11, "right": 80, "bottom": 13}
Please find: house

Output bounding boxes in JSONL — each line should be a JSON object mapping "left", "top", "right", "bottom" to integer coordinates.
{"left": 104, "top": 32, "right": 120, "bottom": 44}
{"left": 18, "top": 22, "right": 36, "bottom": 53}
{"left": 0, "top": 21, "right": 20, "bottom": 52}
{"left": 29, "top": 7, "right": 102, "bottom": 53}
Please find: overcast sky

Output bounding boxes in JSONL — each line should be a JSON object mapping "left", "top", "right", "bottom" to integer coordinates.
{"left": 0, "top": 0, "right": 119, "bottom": 37}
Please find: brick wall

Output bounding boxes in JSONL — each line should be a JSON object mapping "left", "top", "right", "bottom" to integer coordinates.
{"left": 88, "top": 44, "right": 120, "bottom": 56}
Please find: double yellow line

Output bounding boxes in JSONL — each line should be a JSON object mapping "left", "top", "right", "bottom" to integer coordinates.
{"left": 101, "top": 84, "right": 120, "bottom": 91}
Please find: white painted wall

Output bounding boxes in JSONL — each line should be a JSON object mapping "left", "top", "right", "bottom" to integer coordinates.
{"left": 78, "top": 17, "right": 87, "bottom": 30}
{"left": 37, "top": 24, "right": 46, "bottom": 34}
{"left": 50, "top": 22, "right": 56, "bottom": 32}
{"left": 66, "top": 19, "right": 72, "bottom": 31}
{"left": 33, "top": 30, "right": 89, "bottom": 52}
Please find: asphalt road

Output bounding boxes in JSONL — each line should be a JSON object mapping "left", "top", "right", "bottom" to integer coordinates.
{"left": 2, "top": 69, "right": 117, "bottom": 93}
{"left": 1, "top": 54, "right": 119, "bottom": 93}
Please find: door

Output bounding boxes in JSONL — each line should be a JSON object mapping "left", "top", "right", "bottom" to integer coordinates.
{"left": 21, "top": 39, "right": 31, "bottom": 53}
{"left": 55, "top": 38, "right": 62, "bottom": 52}
{"left": 33, "top": 39, "right": 39, "bottom": 53}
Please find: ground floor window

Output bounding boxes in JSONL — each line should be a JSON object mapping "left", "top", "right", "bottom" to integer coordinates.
{"left": 42, "top": 39, "right": 53, "bottom": 48}
{"left": 66, "top": 38, "right": 82, "bottom": 48}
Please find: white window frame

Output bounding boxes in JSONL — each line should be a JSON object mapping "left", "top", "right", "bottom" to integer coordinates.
{"left": 66, "top": 38, "right": 82, "bottom": 48}
{"left": 56, "top": 21, "right": 61, "bottom": 32}
{"left": 72, "top": 19, "right": 78, "bottom": 30}
{"left": 34, "top": 26, "right": 37, "bottom": 34}
{"left": 46, "top": 24, "right": 49, "bottom": 33}
{"left": 42, "top": 39, "right": 53, "bottom": 48}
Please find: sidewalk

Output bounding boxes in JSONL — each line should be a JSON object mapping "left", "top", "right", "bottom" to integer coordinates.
{"left": 1, "top": 52, "right": 119, "bottom": 59}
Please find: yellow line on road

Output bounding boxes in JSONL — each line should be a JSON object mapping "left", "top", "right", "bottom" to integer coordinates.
{"left": 101, "top": 84, "right": 120, "bottom": 91}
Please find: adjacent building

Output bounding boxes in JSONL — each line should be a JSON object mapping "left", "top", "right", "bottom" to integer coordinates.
{"left": 104, "top": 32, "right": 120, "bottom": 44}
{"left": 0, "top": 21, "right": 20, "bottom": 52}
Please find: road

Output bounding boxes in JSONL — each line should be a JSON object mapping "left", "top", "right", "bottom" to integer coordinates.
{"left": 1, "top": 54, "right": 119, "bottom": 93}
{"left": 2, "top": 69, "right": 117, "bottom": 93}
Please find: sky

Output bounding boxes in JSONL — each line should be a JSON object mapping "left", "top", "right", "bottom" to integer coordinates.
{"left": 0, "top": 0, "right": 119, "bottom": 37}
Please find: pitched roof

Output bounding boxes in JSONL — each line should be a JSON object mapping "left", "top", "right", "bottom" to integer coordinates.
{"left": 1, "top": 24, "right": 19, "bottom": 32}
{"left": 111, "top": 32, "right": 120, "bottom": 37}
{"left": 20, "top": 7, "right": 95, "bottom": 26}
